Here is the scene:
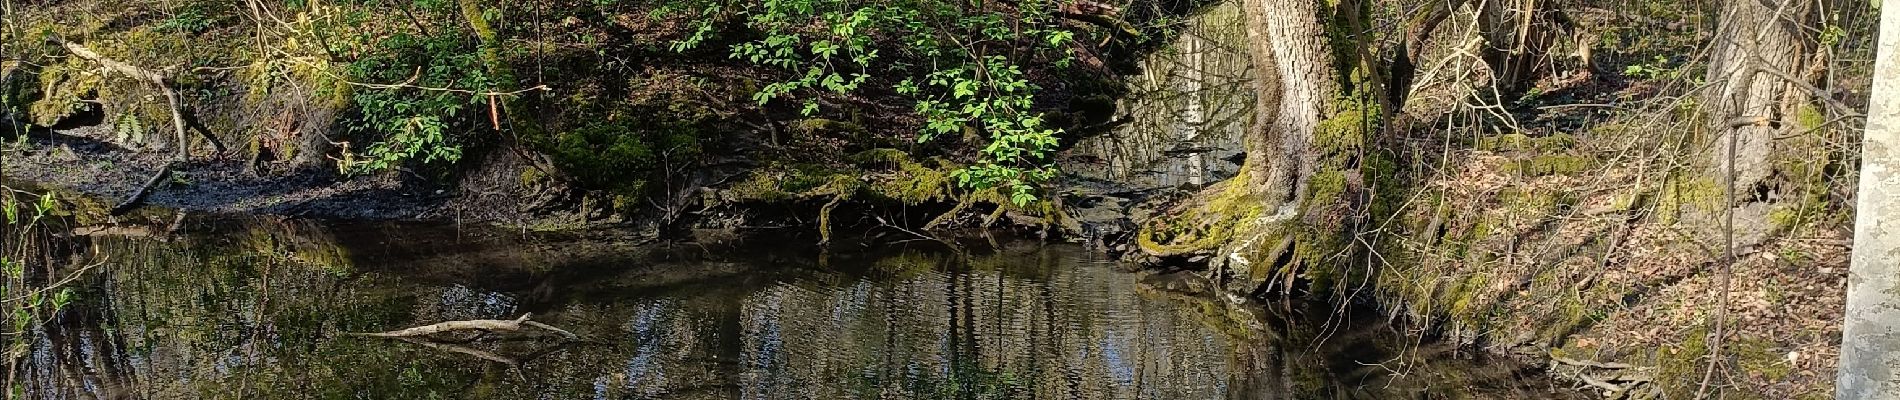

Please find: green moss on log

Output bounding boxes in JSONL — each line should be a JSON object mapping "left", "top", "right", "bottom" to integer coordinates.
{"left": 1656, "top": 175, "right": 1724, "bottom": 223}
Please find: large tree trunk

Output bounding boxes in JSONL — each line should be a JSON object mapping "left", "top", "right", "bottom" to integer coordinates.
{"left": 1238, "top": 0, "right": 1282, "bottom": 190}
{"left": 1146, "top": 0, "right": 1385, "bottom": 297}
{"left": 1837, "top": 2, "right": 1900, "bottom": 397}
{"left": 1695, "top": 0, "right": 1818, "bottom": 247}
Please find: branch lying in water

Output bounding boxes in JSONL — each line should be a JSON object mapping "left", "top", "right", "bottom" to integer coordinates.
{"left": 348, "top": 313, "right": 579, "bottom": 340}
{"left": 394, "top": 337, "right": 519, "bottom": 367}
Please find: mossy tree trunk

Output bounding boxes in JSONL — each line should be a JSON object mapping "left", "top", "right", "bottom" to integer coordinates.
{"left": 1836, "top": 2, "right": 1900, "bottom": 397}
{"left": 1694, "top": 0, "right": 1820, "bottom": 247}
{"left": 458, "top": 0, "right": 510, "bottom": 86}
{"left": 1135, "top": 0, "right": 1399, "bottom": 298}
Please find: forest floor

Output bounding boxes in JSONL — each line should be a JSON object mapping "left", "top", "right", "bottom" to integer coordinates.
{"left": 1355, "top": 66, "right": 1855, "bottom": 398}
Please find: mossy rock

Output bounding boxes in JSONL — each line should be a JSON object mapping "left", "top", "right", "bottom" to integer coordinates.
{"left": 2, "top": 62, "right": 38, "bottom": 138}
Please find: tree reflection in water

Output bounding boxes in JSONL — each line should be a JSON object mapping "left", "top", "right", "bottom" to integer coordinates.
{"left": 15, "top": 217, "right": 1575, "bottom": 399}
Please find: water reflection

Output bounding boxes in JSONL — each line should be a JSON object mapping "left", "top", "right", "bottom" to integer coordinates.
{"left": 1069, "top": 2, "right": 1254, "bottom": 189}
{"left": 16, "top": 217, "right": 1577, "bottom": 399}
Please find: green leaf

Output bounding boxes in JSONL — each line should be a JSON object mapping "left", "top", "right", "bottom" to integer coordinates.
{"left": 953, "top": 80, "right": 977, "bottom": 98}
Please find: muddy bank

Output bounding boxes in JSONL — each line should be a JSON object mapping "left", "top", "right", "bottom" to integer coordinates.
{"left": 3, "top": 126, "right": 448, "bottom": 220}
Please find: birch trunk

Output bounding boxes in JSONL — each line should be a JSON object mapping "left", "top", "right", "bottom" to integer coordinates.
{"left": 1836, "top": 2, "right": 1900, "bottom": 397}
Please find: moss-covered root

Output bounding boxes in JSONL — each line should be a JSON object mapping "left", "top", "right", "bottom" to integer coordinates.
{"left": 817, "top": 194, "right": 844, "bottom": 245}
{"left": 1134, "top": 180, "right": 1266, "bottom": 258}
{"left": 1131, "top": 177, "right": 1359, "bottom": 298}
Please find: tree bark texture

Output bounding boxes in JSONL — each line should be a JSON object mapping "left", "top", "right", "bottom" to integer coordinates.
{"left": 1836, "top": 2, "right": 1900, "bottom": 397}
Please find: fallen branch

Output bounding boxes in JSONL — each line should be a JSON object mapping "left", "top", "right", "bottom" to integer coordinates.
{"left": 49, "top": 37, "right": 221, "bottom": 160}
{"left": 110, "top": 163, "right": 173, "bottom": 215}
{"left": 348, "top": 313, "right": 577, "bottom": 340}
{"left": 351, "top": 313, "right": 532, "bottom": 338}
{"left": 394, "top": 337, "right": 519, "bottom": 367}
{"left": 1577, "top": 373, "right": 1624, "bottom": 392}
{"left": 522, "top": 320, "right": 579, "bottom": 340}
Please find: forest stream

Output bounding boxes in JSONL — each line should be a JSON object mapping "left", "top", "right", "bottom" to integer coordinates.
{"left": 15, "top": 216, "right": 1580, "bottom": 399}
{"left": 5, "top": 0, "right": 1887, "bottom": 396}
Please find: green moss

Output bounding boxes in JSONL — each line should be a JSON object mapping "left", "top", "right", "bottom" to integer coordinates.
{"left": 1303, "top": 170, "right": 1349, "bottom": 211}
{"left": 1538, "top": 295, "right": 1593, "bottom": 345}
{"left": 1656, "top": 175, "right": 1724, "bottom": 222}
{"left": 1769, "top": 207, "right": 1802, "bottom": 231}
{"left": 519, "top": 167, "right": 547, "bottom": 186}
{"left": 1314, "top": 97, "right": 1376, "bottom": 158}
{"left": 723, "top": 162, "right": 861, "bottom": 203}
{"left": 1609, "top": 190, "right": 1648, "bottom": 212}
{"left": 1445, "top": 273, "right": 1489, "bottom": 322}
{"left": 1506, "top": 154, "right": 1596, "bottom": 176}
{"left": 1731, "top": 337, "right": 1793, "bottom": 382}
{"left": 27, "top": 60, "right": 102, "bottom": 127}
{"left": 1657, "top": 328, "right": 1707, "bottom": 399}
{"left": 851, "top": 149, "right": 957, "bottom": 204}
{"left": 1497, "top": 187, "right": 1574, "bottom": 215}
{"left": 1136, "top": 179, "right": 1266, "bottom": 256}
{"left": 1793, "top": 102, "right": 1827, "bottom": 132}
{"left": 793, "top": 118, "right": 865, "bottom": 136}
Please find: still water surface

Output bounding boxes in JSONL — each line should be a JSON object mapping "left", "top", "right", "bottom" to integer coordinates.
{"left": 21, "top": 218, "right": 1578, "bottom": 399}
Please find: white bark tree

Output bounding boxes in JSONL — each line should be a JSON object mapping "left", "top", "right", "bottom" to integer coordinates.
{"left": 1184, "top": 30, "right": 1207, "bottom": 186}
{"left": 1838, "top": 2, "right": 1900, "bottom": 398}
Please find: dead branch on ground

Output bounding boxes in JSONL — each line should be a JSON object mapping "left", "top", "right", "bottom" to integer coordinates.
{"left": 110, "top": 163, "right": 172, "bottom": 215}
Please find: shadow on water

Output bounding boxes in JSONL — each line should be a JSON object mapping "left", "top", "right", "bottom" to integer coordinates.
{"left": 17, "top": 216, "right": 1582, "bottom": 399}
